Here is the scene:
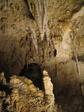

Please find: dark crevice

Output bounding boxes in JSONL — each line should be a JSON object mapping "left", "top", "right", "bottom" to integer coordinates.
{"left": 53, "top": 49, "right": 57, "bottom": 57}
{"left": 2, "top": 98, "right": 9, "bottom": 112}
{"left": 49, "top": 51, "right": 52, "bottom": 57}
{"left": 72, "top": 55, "right": 84, "bottom": 62}
{"left": 24, "top": 0, "right": 35, "bottom": 20}
{"left": 0, "top": 82, "right": 12, "bottom": 95}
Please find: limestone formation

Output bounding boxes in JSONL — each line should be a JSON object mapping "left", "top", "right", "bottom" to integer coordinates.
{"left": 0, "top": 71, "right": 56, "bottom": 112}
{"left": 0, "top": 0, "right": 84, "bottom": 112}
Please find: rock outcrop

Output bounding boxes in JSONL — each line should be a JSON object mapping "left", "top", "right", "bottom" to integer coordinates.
{"left": 0, "top": 71, "right": 56, "bottom": 112}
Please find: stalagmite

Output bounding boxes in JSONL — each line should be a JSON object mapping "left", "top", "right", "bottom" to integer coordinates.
{"left": 43, "top": 70, "right": 56, "bottom": 112}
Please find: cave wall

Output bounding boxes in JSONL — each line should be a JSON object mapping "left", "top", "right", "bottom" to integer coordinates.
{"left": 0, "top": 0, "right": 84, "bottom": 112}
{"left": 0, "top": 0, "right": 84, "bottom": 94}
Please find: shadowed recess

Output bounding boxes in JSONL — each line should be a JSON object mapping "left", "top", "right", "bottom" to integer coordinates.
{"left": 19, "top": 63, "right": 44, "bottom": 90}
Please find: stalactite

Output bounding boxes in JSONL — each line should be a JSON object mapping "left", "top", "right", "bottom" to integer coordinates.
{"left": 70, "top": 31, "right": 82, "bottom": 95}
{"left": 30, "top": 28, "right": 38, "bottom": 54}
{"left": 27, "top": 0, "right": 49, "bottom": 41}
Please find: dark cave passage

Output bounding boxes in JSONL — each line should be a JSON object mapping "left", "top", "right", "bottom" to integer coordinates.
{"left": 19, "top": 63, "right": 44, "bottom": 90}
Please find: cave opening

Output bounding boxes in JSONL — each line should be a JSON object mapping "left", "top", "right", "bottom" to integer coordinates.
{"left": 19, "top": 63, "right": 44, "bottom": 90}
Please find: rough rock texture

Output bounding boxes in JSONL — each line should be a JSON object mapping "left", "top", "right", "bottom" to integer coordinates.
{"left": 0, "top": 0, "right": 84, "bottom": 72}
{"left": 0, "top": 71, "right": 56, "bottom": 112}
{"left": 0, "top": 0, "right": 84, "bottom": 112}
